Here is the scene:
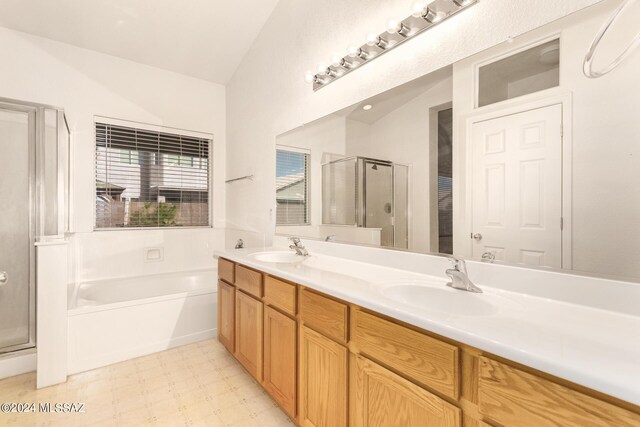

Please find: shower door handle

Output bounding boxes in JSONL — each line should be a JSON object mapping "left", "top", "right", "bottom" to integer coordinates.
{"left": 0, "top": 271, "right": 7, "bottom": 286}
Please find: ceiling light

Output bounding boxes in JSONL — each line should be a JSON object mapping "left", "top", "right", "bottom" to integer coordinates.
{"left": 305, "top": 0, "right": 478, "bottom": 90}
{"left": 363, "top": 104, "right": 373, "bottom": 111}
{"left": 304, "top": 71, "right": 314, "bottom": 83}
{"left": 411, "top": 2, "right": 427, "bottom": 18}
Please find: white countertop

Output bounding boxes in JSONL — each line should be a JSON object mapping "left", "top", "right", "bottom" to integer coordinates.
{"left": 215, "top": 247, "right": 640, "bottom": 406}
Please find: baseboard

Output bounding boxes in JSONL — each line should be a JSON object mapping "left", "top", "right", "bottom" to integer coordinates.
{"left": 68, "top": 328, "right": 217, "bottom": 375}
{"left": 0, "top": 349, "right": 37, "bottom": 380}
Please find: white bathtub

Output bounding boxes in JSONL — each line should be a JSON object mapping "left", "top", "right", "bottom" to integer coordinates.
{"left": 67, "top": 268, "right": 217, "bottom": 374}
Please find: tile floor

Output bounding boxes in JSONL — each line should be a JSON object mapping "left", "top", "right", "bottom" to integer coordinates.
{"left": 0, "top": 339, "right": 293, "bottom": 426}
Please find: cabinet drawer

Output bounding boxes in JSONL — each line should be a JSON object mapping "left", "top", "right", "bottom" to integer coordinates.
{"left": 300, "top": 289, "right": 348, "bottom": 344}
{"left": 478, "top": 357, "right": 640, "bottom": 427}
{"left": 218, "top": 257, "right": 235, "bottom": 284}
{"left": 264, "top": 276, "right": 297, "bottom": 316}
{"left": 350, "top": 354, "right": 460, "bottom": 427}
{"left": 235, "top": 264, "right": 263, "bottom": 298}
{"left": 352, "top": 309, "right": 459, "bottom": 400}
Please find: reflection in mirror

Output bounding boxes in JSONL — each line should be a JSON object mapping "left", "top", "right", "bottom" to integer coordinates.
{"left": 275, "top": 0, "right": 640, "bottom": 282}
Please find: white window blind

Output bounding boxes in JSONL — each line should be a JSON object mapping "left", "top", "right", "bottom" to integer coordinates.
{"left": 276, "top": 148, "right": 310, "bottom": 225}
{"left": 95, "top": 121, "right": 211, "bottom": 228}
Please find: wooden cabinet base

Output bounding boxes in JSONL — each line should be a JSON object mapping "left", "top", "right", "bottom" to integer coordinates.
{"left": 218, "top": 261, "right": 640, "bottom": 427}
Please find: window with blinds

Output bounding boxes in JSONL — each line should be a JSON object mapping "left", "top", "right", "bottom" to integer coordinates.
{"left": 95, "top": 121, "right": 211, "bottom": 229}
{"left": 276, "top": 148, "right": 310, "bottom": 225}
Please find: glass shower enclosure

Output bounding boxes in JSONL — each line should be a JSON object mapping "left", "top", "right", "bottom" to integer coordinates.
{"left": 0, "top": 98, "right": 70, "bottom": 355}
{"left": 322, "top": 156, "right": 408, "bottom": 249}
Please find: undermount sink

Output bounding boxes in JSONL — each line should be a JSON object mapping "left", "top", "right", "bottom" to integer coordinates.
{"left": 380, "top": 281, "right": 499, "bottom": 317}
{"left": 248, "top": 251, "right": 304, "bottom": 264}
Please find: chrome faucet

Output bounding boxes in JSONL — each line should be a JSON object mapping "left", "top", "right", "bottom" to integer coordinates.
{"left": 325, "top": 235, "right": 336, "bottom": 242}
{"left": 289, "top": 237, "right": 309, "bottom": 257}
{"left": 446, "top": 257, "right": 482, "bottom": 293}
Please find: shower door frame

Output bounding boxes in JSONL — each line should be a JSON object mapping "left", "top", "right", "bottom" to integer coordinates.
{"left": 0, "top": 99, "right": 38, "bottom": 354}
{"left": 359, "top": 157, "right": 395, "bottom": 246}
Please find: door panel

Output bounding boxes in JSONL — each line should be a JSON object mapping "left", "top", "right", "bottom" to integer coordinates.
{"left": 299, "top": 326, "right": 347, "bottom": 427}
{"left": 471, "top": 104, "right": 563, "bottom": 268}
{"left": 0, "top": 107, "right": 32, "bottom": 351}
{"left": 263, "top": 306, "right": 297, "bottom": 418}
{"left": 217, "top": 280, "right": 235, "bottom": 353}
{"left": 235, "top": 290, "right": 263, "bottom": 381}
{"left": 350, "top": 354, "right": 461, "bottom": 427}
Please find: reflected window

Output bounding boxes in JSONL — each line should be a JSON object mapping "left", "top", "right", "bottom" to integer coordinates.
{"left": 478, "top": 39, "right": 560, "bottom": 107}
{"left": 276, "top": 148, "right": 310, "bottom": 226}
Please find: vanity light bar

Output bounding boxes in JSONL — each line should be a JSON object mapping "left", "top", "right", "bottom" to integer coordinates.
{"left": 307, "top": 0, "right": 478, "bottom": 91}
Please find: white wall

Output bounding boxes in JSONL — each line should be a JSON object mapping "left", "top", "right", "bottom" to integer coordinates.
{"left": 451, "top": 0, "right": 640, "bottom": 279}
{"left": 226, "top": 0, "right": 601, "bottom": 244}
{"left": 0, "top": 26, "right": 226, "bottom": 281}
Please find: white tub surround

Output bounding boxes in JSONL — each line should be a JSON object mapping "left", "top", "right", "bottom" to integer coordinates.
{"left": 215, "top": 242, "right": 640, "bottom": 406}
{"left": 36, "top": 240, "right": 69, "bottom": 389}
{"left": 67, "top": 268, "right": 217, "bottom": 374}
{"left": 0, "top": 350, "right": 36, "bottom": 380}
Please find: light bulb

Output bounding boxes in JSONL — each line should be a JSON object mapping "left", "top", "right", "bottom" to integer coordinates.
{"left": 317, "top": 63, "right": 328, "bottom": 75}
{"left": 331, "top": 54, "right": 342, "bottom": 67}
{"left": 366, "top": 33, "right": 379, "bottom": 46}
{"left": 411, "top": 1, "right": 426, "bottom": 17}
{"left": 304, "top": 71, "right": 314, "bottom": 84}
{"left": 387, "top": 20, "right": 399, "bottom": 34}
{"left": 347, "top": 45, "right": 359, "bottom": 58}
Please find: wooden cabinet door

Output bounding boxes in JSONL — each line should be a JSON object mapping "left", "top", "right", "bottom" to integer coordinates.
{"left": 235, "top": 290, "right": 263, "bottom": 381}
{"left": 350, "top": 354, "right": 461, "bottom": 427}
{"left": 299, "top": 326, "right": 347, "bottom": 427}
{"left": 263, "top": 306, "right": 297, "bottom": 418}
{"left": 217, "top": 280, "right": 235, "bottom": 353}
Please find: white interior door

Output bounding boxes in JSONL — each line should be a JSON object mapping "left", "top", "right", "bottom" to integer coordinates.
{"left": 471, "top": 104, "right": 562, "bottom": 268}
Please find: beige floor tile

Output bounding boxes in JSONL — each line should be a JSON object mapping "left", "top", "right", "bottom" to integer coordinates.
{"left": 0, "top": 339, "right": 293, "bottom": 427}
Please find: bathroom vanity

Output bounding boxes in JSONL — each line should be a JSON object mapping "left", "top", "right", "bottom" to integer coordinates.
{"left": 215, "top": 251, "right": 640, "bottom": 427}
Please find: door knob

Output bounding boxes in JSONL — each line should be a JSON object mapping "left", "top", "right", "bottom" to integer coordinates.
{"left": 473, "top": 233, "right": 483, "bottom": 241}
{"left": 0, "top": 271, "right": 7, "bottom": 286}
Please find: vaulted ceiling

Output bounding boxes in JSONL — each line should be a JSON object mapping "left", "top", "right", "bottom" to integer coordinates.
{"left": 0, "top": 0, "right": 280, "bottom": 84}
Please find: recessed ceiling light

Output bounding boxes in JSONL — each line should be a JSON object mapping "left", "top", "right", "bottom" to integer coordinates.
{"left": 363, "top": 104, "right": 373, "bottom": 111}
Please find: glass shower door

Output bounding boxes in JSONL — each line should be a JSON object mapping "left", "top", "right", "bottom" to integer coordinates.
{"left": 0, "top": 105, "right": 34, "bottom": 352}
{"left": 363, "top": 160, "right": 394, "bottom": 247}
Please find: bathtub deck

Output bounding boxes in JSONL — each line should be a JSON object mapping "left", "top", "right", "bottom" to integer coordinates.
{"left": 0, "top": 339, "right": 293, "bottom": 426}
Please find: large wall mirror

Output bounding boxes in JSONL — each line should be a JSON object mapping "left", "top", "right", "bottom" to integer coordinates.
{"left": 275, "top": 0, "right": 640, "bottom": 282}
